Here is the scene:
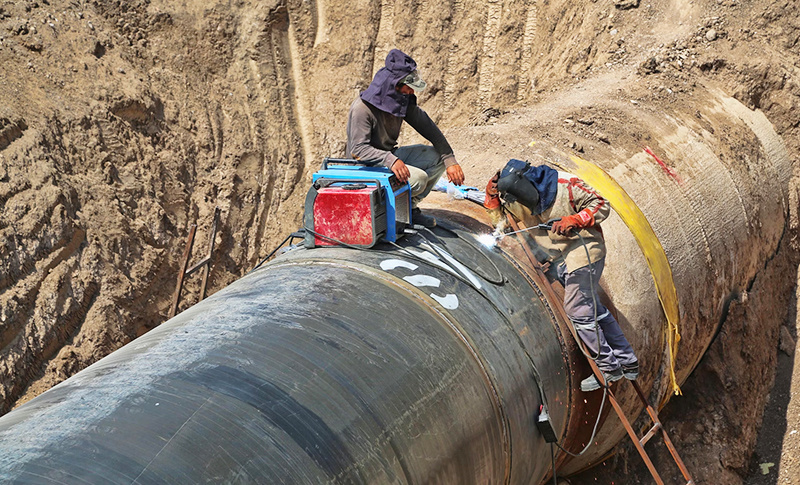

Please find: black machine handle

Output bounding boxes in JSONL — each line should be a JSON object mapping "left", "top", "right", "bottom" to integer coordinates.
{"left": 321, "top": 158, "right": 381, "bottom": 170}
{"left": 535, "top": 218, "right": 563, "bottom": 230}
{"left": 313, "top": 177, "right": 383, "bottom": 191}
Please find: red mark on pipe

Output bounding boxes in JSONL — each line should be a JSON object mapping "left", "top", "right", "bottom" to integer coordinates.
{"left": 644, "top": 146, "right": 682, "bottom": 185}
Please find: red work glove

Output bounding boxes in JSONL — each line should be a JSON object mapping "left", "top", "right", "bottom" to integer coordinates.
{"left": 551, "top": 209, "right": 595, "bottom": 236}
{"left": 484, "top": 172, "right": 500, "bottom": 210}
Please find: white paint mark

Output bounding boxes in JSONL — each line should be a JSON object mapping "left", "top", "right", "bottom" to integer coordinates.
{"left": 403, "top": 275, "right": 441, "bottom": 288}
{"left": 430, "top": 293, "right": 459, "bottom": 309}
{"left": 380, "top": 259, "right": 419, "bottom": 271}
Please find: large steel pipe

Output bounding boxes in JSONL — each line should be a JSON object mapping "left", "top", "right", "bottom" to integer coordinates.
{"left": 0, "top": 219, "right": 580, "bottom": 484}
{"left": 0, "top": 89, "right": 792, "bottom": 483}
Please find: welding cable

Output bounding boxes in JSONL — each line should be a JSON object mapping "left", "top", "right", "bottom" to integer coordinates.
{"left": 250, "top": 233, "right": 300, "bottom": 273}
{"left": 549, "top": 230, "right": 611, "bottom": 458}
{"left": 413, "top": 229, "right": 505, "bottom": 286}
{"left": 296, "top": 225, "right": 485, "bottom": 294}
{"left": 384, "top": 240, "right": 488, "bottom": 293}
{"left": 554, "top": 385, "right": 609, "bottom": 458}
{"left": 300, "top": 226, "right": 381, "bottom": 251}
{"left": 573, "top": 231, "right": 601, "bottom": 362}
{"left": 417, "top": 224, "right": 506, "bottom": 286}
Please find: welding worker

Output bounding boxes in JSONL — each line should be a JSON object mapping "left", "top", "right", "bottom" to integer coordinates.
{"left": 346, "top": 48, "right": 465, "bottom": 228}
{"left": 484, "top": 160, "right": 639, "bottom": 392}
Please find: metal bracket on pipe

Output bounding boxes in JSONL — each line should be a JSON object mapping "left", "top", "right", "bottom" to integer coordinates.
{"left": 169, "top": 207, "right": 221, "bottom": 318}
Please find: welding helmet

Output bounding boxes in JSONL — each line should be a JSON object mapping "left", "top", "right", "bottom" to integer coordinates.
{"left": 497, "top": 160, "right": 540, "bottom": 213}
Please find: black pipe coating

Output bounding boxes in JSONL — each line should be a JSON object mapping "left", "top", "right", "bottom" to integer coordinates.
{"left": 0, "top": 222, "right": 570, "bottom": 484}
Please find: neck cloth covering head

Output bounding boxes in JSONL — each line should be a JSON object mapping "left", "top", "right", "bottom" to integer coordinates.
{"left": 360, "top": 49, "right": 420, "bottom": 118}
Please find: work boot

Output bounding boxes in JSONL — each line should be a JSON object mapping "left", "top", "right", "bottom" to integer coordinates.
{"left": 412, "top": 208, "right": 437, "bottom": 228}
{"left": 622, "top": 361, "right": 639, "bottom": 380}
{"left": 580, "top": 367, "right": 623, "bottom": 392}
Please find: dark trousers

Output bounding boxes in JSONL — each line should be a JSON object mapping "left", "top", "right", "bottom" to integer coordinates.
{"left": 559, "top": 259, "right": 638, "bottom": 372}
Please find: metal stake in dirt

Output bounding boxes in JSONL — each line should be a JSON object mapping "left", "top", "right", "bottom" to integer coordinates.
{"left": 169, "top": 207, "right": 221, "bottom": 318}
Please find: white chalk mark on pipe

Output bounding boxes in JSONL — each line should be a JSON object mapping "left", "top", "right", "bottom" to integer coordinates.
{"left": 430, "top": 293, "right": 459, "bottom": 309}
{"left": 380, "top": 259, "right": 419, "bottom": 271}
{"left": 403, "top": 275, "right": 441, "bottom": 288}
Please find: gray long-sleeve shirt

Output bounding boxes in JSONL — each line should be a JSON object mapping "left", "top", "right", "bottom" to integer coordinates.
{"left": 345, "top": 97, "right": 457, "bottom": 168}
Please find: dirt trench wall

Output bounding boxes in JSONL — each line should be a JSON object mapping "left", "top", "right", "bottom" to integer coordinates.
{"left": 1, "top": 0, "right": 800, "bottom": 483}
{"left": 0, "top": 0, "right": 635, "bottom": 414}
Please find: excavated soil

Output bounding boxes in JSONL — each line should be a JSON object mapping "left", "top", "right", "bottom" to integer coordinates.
{"left": 1, "top": 0, "right": 800, "bottom": 483}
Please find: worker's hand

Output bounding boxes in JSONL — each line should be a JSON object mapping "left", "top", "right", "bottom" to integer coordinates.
{"left": 486, "top": 171, "right": 500, "bottom": 196}
{"left": 446, "top": 164, "right": 465, "bottom": 186}
{"left": 484, "top": 172, "right": 500, "bottom": 209}
{"left": 551, "top": 217, "right": 578, "bottom": 236}
{"left": 551, "top": 209, "right": 594, "bottom": 236}
{"left": 391, "top": 159, "right": 411, "bottom": 183}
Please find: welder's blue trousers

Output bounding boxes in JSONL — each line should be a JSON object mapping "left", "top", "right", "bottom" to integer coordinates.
{"left": 559, "top": 258, "right": 638, "bottom": 372}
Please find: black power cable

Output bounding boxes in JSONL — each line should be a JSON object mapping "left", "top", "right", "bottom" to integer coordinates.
{"left": 418, "top": 223, "right": 506, "bottom": 285}
{"left": 551, "top": 230, "right": 612, "bottom": 460}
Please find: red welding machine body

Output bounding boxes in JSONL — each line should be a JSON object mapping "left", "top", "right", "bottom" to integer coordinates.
{"left": 310, "top": 183, "right": 387, "bottom": 247}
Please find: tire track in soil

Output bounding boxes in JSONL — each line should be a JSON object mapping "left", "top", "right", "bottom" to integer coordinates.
{"left": 519, "top": 2, "right": 538, "bottom": 101}
{"left": 478, "top": 0, "right": 503, "bottom": 109}
{"left": 228, "top": 7, "right": 307, "bottom": 265}
{"left": 10, "top": 268, "right": 99, "bottom": 412}
{"left": 444, "top": 0, "right": 466, "bottom": 111}
{"left": 0, "top": 225, "right": 85, "bottom": 353}
{"left": 287, "top": 24, "right": 313, "bottom": 180}
{"left": 373, "top": 0, "right": 396, "bottom": 76}
{"left": 312, "top": 0, "right": 327, "bottom": 47}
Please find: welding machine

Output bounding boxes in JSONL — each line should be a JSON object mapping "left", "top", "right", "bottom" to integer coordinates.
{"left": 304, "top": 159, "right": 411, "bottom": 248}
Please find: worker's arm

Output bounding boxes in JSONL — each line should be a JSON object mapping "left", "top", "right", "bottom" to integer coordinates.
{"left": 484, "top": 173, "right": 505, "bottom": 226}
{"left": 571, "top": 178, "right": 610, "bottom": 225}
{"left": 346, "top": 101, "right": 399, "bottom": 168}
{"left": 551, "top": 178, "right": 610, "bottom": 235}
{"left": 403, "top": 103, "right": 457, "bottom": 168}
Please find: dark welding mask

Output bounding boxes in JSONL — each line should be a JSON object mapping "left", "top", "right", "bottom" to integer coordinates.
{"left": 497, "top": 163, "right": 540, "bottom": 213}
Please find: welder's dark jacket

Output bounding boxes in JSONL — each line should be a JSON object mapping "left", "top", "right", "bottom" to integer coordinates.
{"left": 488, "top": 172, "right": 610, "bottom": 272}
{"left": 346, "top": 97, "right": 457, "bottom": 169}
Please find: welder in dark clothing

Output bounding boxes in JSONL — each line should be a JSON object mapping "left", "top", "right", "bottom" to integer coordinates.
{"left": 346, "top": 49, "right": 465, "bottom": 228}
{"left": 484, "top": 160, "right": 639, "bottom": 392}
